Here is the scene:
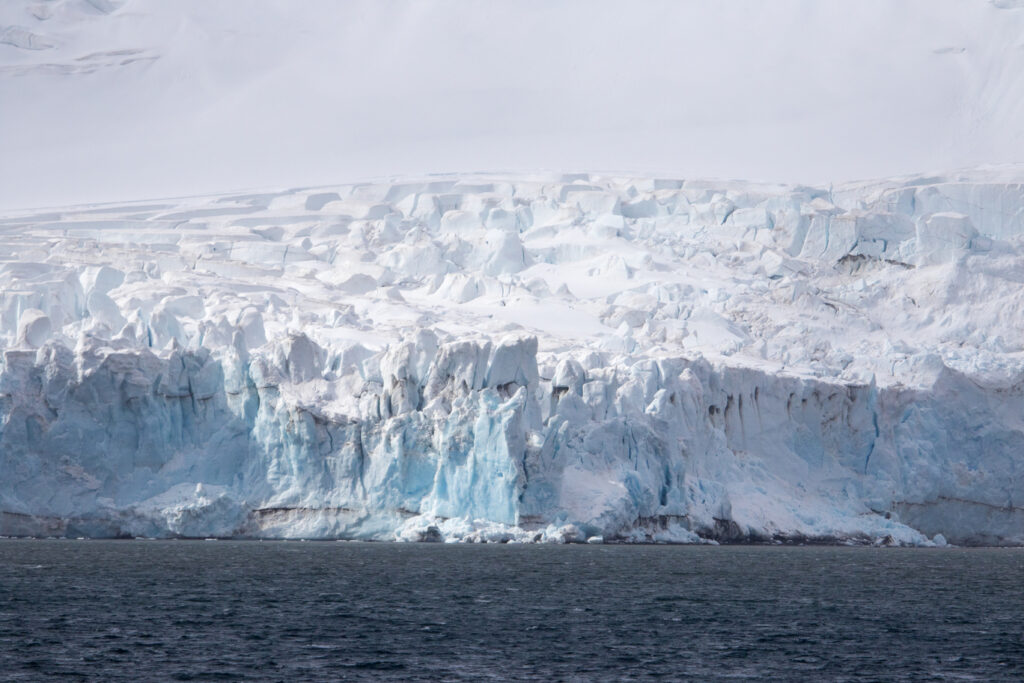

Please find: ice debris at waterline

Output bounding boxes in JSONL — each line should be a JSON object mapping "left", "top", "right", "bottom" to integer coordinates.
{"left": 1, "top": 171, "right": 1023, "bottom": 545}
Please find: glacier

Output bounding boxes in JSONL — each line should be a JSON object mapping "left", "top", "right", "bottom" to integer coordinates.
{"left": 1, "top": 171, "right": 1023, "bottom": 544}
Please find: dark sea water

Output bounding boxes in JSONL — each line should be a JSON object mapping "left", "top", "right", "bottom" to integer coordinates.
{"left": 0, "top": 541, "right": 1022, "bottom": 682}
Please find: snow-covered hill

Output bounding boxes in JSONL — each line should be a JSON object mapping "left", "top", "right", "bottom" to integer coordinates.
{"left": 3, "top": 0, "right": 1023, "bottom": 542}
{"left": 2, "top": 0, "right": 1024, "bottom": 208}
{"left": 2, "top": 171, "right": 1023, "bottom": 543}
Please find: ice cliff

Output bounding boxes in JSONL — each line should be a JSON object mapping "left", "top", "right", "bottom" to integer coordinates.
{"left": 2, "top": 172, "right": 1023, "bottom": 544}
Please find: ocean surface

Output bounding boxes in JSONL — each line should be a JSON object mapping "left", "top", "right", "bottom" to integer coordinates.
{"left": 1, "top": 541, "right": 1021, "bottom": 681}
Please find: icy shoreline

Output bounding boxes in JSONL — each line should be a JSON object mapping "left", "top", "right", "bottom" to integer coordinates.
{"left": 2, "top": 172, "right": 1023, "bottom": 545}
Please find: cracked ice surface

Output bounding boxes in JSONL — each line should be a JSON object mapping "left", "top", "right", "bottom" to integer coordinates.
{"left": 1, "top": 171, "right": 1023, "bottom": 543}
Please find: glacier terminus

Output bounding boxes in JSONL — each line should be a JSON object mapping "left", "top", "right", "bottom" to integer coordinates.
{"left": 1, "top": 172, "right": 1023, "bottom": 545}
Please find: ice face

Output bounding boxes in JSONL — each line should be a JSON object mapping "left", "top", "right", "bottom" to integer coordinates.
{"left": 1, "top": 172, "right": 1023, "bottom": 544}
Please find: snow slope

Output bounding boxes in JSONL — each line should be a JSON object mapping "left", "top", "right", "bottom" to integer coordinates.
{"left": 2, "top": 0, "right": 1024, "bottom": 208}
{"left": 2, "top": 171, "right": 1023, "bottom": 544}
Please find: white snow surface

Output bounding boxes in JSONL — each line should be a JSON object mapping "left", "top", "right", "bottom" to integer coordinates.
{"left": 2, "top": 171, "right": 1023, "bottom": 544}
{"left": 3, "top": 0, "right": 1024, "bottom": 208}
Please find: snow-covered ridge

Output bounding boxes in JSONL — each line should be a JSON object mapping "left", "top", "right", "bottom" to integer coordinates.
{"left": 1, "top": 172, "right": 1023, "bottom": 544}
{"left": 4, "top": 0, "right": 1024, "bottom": 209}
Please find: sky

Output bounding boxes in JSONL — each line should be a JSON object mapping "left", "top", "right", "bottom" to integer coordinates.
{"left": 1, "top": 0, "right": 1022, "bottom": 209}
